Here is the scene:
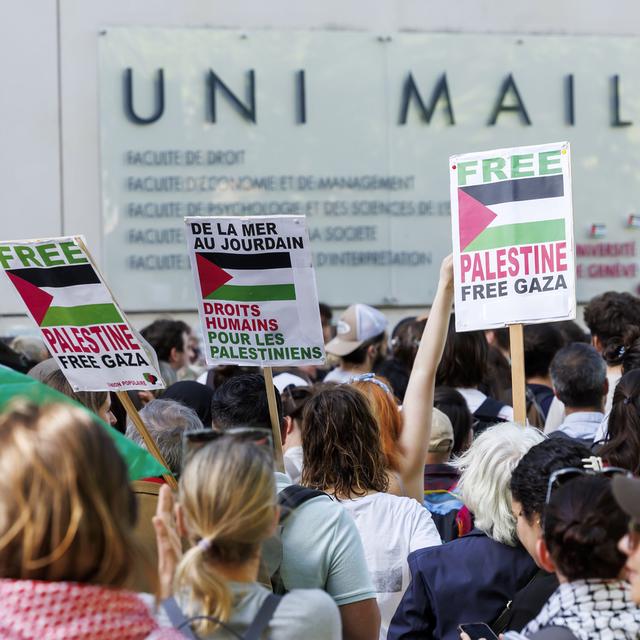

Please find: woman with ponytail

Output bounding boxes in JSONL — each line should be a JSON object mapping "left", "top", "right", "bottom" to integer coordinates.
{"left": 597, "top": 369, "right": 640, "bottom": 474}
{"left": 519, "top": 475, "right": 640, "bottom": 639}
{"left": 156, "top": 437, "right": 341, "bottom": 639}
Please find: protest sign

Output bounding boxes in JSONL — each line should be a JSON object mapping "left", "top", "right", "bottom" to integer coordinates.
{"left": 450, "top": 141, "right": 576, "bottom": 332}
{"left": 185, "top": 215, "right": 325, "bottom": 367}
{"left": 0, "top": 237, "right": 165, "bottom": 393}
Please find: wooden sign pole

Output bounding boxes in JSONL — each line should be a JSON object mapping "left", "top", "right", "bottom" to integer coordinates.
{"left": 509, "top": 323, "right": 527, "bottom": 426}
{"left": 116, "top": 391, "right": 178, "bottom": 490}
{"left": 263, "top": 367, "right": 286, "bottom": 473}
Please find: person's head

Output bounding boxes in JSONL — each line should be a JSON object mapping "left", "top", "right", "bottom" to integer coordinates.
{"left": 174, "top": 438, "right": 276, "bottom": 633}
{"left": 319, "top": 302, "right": 334, "bottom": 343}
{"left": 0, "top": 401, "right": 137, "bottom": 585}
{"left": 9, "top": 335, "right": 48, "bottom": 364}
{"left": 549, "top": 320, "right": 589, "bottom": 345}
{"left": 510, "top": 438, "right": 591, "bottom": 565}
{"left": 301, "top": 385, "right": 389, "bottom": 497}
{"left": 161, "top": 380, "right": 214, "bottom": 428}
{"left": 211, "top": 373, "right": 284, "bottom": 442}
{"left": 42, "top": 368, "right": 116, "bottom": 426}
{"left": 453, "top": 423, "right": 544, "bottom": 545}
{"left": 281, "top": 385, "right": 314, "bottom": 445}
{"left": 539, "top": 475, "right": 627, "bottom": 582}
{"left": 325, "top": 304, "right": 388, "bottom": 368}
{"left": 350, "top": 375, "right": 403, "bottom": 472}
{"left": 584, "top": 291, "right": 640, "bottom": 353}
{"left": 523, "top": 323, "right": 564, "bottom": 381}
{"left": 434, "top": 386, "right": 473, "bottom": 456}
{"left": 549, "top": 342, "right": 607, "bottom": 410}
{"left": 597, "top": 369, "right": 640, "bottom": 474}
{"left": 603, "top": 325, "right": 640, "bottom": 375}
{"left": 125, "top": 399, "right": 203, "bottom": 476}
{"left": 436, "top": 315, "right": 488, "bottom": 389}
{"left": 141, "top": 319, "right": 190, "bottom": 370}
{"left": 390, "top": 317, "right": 424, "bottom": 370}
{"left": 612, "top": 475, "right": 640, "bottom": 603}
{"left": 426, "top": 408, "right": 454, "bottom": 465}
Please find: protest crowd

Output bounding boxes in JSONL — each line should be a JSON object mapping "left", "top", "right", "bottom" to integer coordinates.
{"left": 4, "top": 255, "right": 640, "bottom": 640}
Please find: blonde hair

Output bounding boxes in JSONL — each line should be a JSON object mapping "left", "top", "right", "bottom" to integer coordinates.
{"left": 0, "top": 400, "right": 137, "bottom": 585}
{"left": 43, "top": 368, "right": 108, "bottom": 417}
{"left": 453, "top": 422, "right": 544, "bottom": 545}
{"left": 175, "top": 439, "right": 276, "bottom": 634}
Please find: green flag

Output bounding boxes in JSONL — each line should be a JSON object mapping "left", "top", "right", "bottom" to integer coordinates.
{"left": 0, "top": 366, "right": 169, "bottom": 481}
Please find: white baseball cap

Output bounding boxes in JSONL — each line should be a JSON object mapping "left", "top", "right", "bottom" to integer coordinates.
{"left": 325, "top": 304, "right": 388, "bottom": 357}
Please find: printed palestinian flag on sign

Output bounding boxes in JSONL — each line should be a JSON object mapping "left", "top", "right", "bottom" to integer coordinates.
{"left": 195, "top": 252, "right": 296, "bottom": 302}
{"left": 6, "top": 264, "right": 123, "bottom": 327}
{"left": 458, "top": 174, "right": 565, "bottom": 252}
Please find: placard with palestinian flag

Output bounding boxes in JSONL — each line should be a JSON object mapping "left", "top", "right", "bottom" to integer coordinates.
{"left": 450, "top": 141, "right": 576, "bottom": 331}
{"left": 185, "top": 215, "right": 325, "bottom": 366}
{"left": 0, "top": 237, "right": 164, "bottom": 392}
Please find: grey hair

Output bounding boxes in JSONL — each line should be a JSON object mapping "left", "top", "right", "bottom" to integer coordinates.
{"left": 125, "top": 399, "right": 203, "bottom": 476}
{"left": 452, "top": 422, "right": 545, "bottom": 546}
{"left": 10, "top": 336, "right": 48, "bottom": 363}
{"left": 550, "top": 342, "right": 607, "bottom": 409}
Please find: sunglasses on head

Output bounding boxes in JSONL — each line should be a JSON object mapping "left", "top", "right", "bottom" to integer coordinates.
{"left": 182, "top": 426, "right": 273, "bottom": 464}
{"left": 545, "top": 462, "right": 631, "bottom": 505}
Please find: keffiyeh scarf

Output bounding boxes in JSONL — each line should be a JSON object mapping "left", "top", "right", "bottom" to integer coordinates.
{"left": 523, "top": 579, "right": 640, "bottom": 640}
{"left": 0, "top": 579, "right": 182, "bottom": 640}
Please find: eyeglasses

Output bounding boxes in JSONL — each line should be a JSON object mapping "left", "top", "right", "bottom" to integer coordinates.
{"left": 182, "top": 426, "right": 273, "bottom": 464}
{"left": 545, "top": 464, "right": 631, "bottom": 505}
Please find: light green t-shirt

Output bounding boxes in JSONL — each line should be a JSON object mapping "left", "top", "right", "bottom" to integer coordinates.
{"left": 273, "top": 472, "right": 376, "bottom": 606}
{"left": 197, "top": 582, "right": 341, "bottom": 640}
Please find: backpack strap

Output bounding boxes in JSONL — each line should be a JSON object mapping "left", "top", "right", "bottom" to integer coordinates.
{"left": 243, "top": 593, "right": 282, "bottom": 640}
{"left": 474, "top": 396, "right": 506, "bottom": 420}
{"left": 278, "top": 484, "right": 326, "bottom": 520}
{"left": 162, "top": 597, "right": 200, "bottom": 639}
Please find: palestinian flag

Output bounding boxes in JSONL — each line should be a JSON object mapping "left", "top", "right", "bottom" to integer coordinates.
{"left": 0, "top": 366, "right": 168, "bottom": 480}
{"left": 195, "top": 252, "right": 296, "bottom": 302}
{"left": 5, "top": 264, "right": 122, "bottom": 327}
{"left": 459, "top": 174, "right": 565, "bottom": 252}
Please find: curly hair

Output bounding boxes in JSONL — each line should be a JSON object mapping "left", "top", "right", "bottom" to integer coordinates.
{"left": 544, "top": 475, "right": 627, "bottom": 581}
{"left": 583, "top": 291, "right": 640, "bottom": 350}
{"left": 301, "top": 385, "right": 389, "bottom": 497}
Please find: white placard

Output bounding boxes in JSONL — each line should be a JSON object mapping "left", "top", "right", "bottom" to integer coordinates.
{"left": 185, "top": 215, "right": 325, "bottom": 366}
{"left": 450, "top": 142, "right": 576, "bottom": 331}
{"left": 0, "top": 237, "right": 164, "bottom": 391}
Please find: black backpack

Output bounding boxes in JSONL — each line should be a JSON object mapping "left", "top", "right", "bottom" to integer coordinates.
{"left": 473, "top": 397, "right": 508, "bottom": 436}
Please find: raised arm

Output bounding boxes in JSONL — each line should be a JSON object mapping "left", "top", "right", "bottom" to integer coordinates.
{"left": 398, "top": 255, "right": 454, "bottom": 502}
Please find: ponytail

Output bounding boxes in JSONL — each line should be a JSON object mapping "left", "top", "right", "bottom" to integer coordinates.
{"left": 603, "top": 325, "right": 640, "bottom": 374}
{"left": 174, "top": 439, "right": 276, "bottom": 633}
{"left": 174, "top": 543, "right": 233, "bottom": 634}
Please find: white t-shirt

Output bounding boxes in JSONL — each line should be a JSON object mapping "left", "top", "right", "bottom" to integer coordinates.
{"left": 339, "top": 492, "right": 442, "bottom": 640}
{"left": 283, "top": 446, "right": 303, "bottom": 484}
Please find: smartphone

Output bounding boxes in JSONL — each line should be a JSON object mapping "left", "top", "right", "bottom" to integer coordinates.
{"left": 458, "top": 623, "right": 499, "bottom": 640}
